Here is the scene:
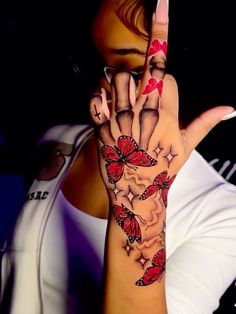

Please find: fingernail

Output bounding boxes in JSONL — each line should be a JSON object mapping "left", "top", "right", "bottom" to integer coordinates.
{"left": 154, "top": 0, "right": 168, "bottom": 24}
{"left": 221, "top": 110, "right": 236, "bottom": 121}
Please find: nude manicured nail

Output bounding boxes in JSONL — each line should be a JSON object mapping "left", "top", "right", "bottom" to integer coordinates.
{"left": 154, "top": 0, "right": 168, "bottom": 24}
{"left": 221, "top": 111, "right": 236, "bottom": 121}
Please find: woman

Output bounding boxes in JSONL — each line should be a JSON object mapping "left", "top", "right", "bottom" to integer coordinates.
{"left": 1, "top": 0, "right": 236, "bottom": 313}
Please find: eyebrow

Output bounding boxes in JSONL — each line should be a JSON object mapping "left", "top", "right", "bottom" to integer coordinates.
{"left": 109, "top": 48, "right": 146, "bottom": 55}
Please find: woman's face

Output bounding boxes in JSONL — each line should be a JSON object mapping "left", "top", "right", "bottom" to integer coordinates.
{"left": 92, "top": 0, "right": 149, "bottom": 88}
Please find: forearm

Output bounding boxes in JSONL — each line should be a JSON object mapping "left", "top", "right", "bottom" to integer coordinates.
{"left": 103, "top": 224, "right": 167, "bottom": 314}
{"left": 102, "top": 171, "right": 169, "bottom": 314}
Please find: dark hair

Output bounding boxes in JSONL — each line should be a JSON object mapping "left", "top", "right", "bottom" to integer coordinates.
{"left": 117, "top": 0, "right": 156, "bottom": 39}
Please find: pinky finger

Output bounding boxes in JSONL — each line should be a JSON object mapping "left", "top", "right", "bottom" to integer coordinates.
{"left": 90, "top": 88, "right": 110, "bottom": 124}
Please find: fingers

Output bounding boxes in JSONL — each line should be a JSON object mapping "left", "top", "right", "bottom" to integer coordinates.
{"left": 111, "top": 72, "right": 136, "bottom": 136}
{"left": 183, "top": 106, "right": 235, "bottom": 153}
{"left": 90, "top": 72, "right": 137, "bottom": 146}
{"left": 139, "top": 0, "right": 169, "bottom": 149}
{"left": 89, "top": 88, "right": 115, "bottom": 145}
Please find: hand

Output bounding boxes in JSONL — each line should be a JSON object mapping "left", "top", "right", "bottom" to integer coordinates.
{"left": 89, "top": 0, "right": 234, "bottom": 204}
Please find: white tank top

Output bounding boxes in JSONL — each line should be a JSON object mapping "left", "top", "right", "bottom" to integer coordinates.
{"left": 41, "top": 190, "right": 107, "bottom": 313}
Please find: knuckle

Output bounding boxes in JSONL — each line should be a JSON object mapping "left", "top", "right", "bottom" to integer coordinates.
{"left": 116, "top": 109, "right": 134, "bottom": 118}
{"left": 115, "top": 99, "right": 132, "bottom": 112}
{"left": 140, "top": 107, "right": 159, "bottom": 115}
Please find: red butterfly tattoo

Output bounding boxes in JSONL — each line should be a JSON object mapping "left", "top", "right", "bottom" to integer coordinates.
{"left": 136, "top": 248, "right": 165, "bottom": 286}
{"left": 142, "top": 77, "right": 163, "bottom": 96}
{"left": 112, "top": 204, "right": 146, "bottom": 243}
{"left": 148, "top": 39, "right": 167, "bottom": 57}
{"left": 139, "top": 170, "right": 176, "bottom": 207}
{"left": 101, "top": 136, "right": 157, "bottom": 184}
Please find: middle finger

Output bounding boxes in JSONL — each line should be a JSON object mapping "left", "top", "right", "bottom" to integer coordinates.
{"left": 138, "top": 0, "right": 169, "bottom": 150}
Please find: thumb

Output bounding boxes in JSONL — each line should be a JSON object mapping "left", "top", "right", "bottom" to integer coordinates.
{"left": 184, "top": 106, "right": 235, "bottom": 151}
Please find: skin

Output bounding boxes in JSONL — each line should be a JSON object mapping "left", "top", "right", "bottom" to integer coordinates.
{"left": 92, "top": 1, "right": 148, "bottom": 76}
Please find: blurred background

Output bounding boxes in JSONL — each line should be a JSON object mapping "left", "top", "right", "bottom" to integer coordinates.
{"left": 0, "top": 0, "right": 235, "bottom": 312}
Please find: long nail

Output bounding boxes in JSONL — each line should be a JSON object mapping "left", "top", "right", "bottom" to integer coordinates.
{"left": 154, "top": 0, "right": 168, "bottom": 24}
{"left": 221, "top": 110, "right": 236, "bottom": 121}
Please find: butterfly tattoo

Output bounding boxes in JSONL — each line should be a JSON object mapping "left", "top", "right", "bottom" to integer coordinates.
{"left": 142, "top": 77, "right": 163, "bottom": 96}
{"left": 101, "top": 136, "right": 157, "bottom": 184}
{"left": 139, "top": 170, "right": 176, "bottom": 207}
{"left": 136, "top": 248, "right": 165, "bottom": 286}
{"left": 112, "top": 204, "right": 146, "bottom": 243}
{"left": 148, "top": 39, "right": 167, "bottom": 58}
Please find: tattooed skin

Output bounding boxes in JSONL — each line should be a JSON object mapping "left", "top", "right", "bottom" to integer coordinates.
{"left": 139, "top": 170, "right": 176, "bottom": 206}
{"left": 105, "top": 134, "right": 176, "bottom": 286}
{"left": 135, "top": 253, "right": 150, "bottom": 269}
{"left": 153, "top": 143, "right": 164, "bottom": 158}
{"left": 112, "top": 203, "right": 146, "bottom": 243}
{"left": 101, "top": 136, "right": 157, "bottom": 184}
{"left": 94, "top": 104, "right": 101, "bottom": 120}
{"left": 142, "top": 77, "right": 163, "bottom": 96}
{"left": 114, "top": 73, "right": 135, "bottom": 136}
{"left": 122, "top": 239, "right": 134, "bottom": 256}
{"left": 112, "top": 200, "right": 167, "bottom": 287}
{"left": 136, "top": 248, "right": 165, "bottom": 286}
{"left": 163, "top": 146, "right": 178, "bottom": 167}
{"left": 148, "top": 39, "right": 167, "bottom": 58}
{"left": 97, "top": 64, "right": 177, "bottom": 286}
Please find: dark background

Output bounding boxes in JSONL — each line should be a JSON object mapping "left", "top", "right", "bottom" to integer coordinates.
{"left": 0, "top": 0, "right": 235, "bottom": 312}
